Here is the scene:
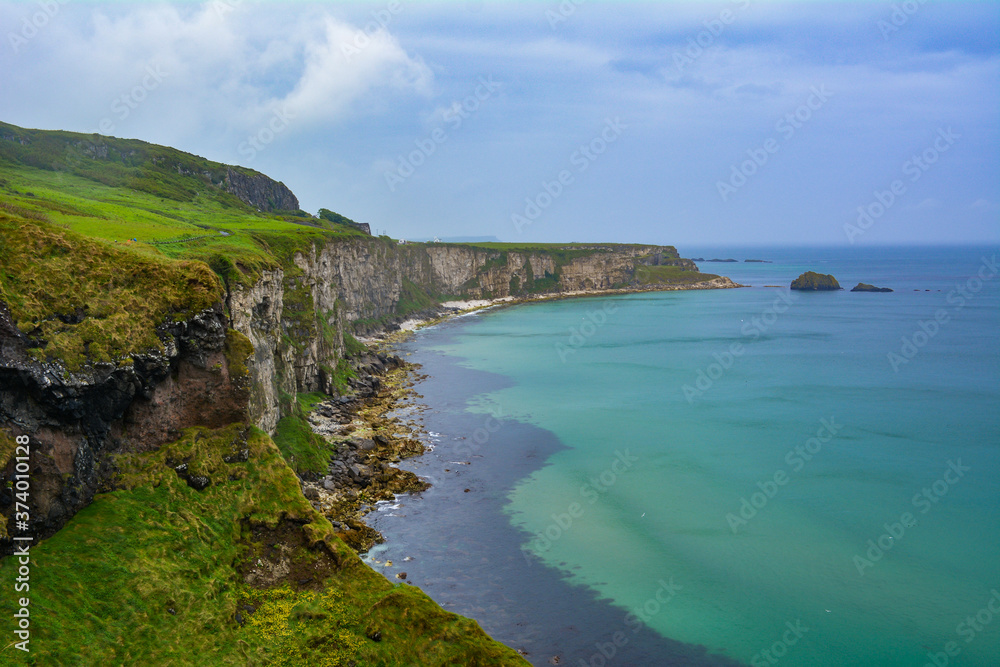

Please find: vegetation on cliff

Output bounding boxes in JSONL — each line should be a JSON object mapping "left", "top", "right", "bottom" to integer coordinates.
{"left": 0, "top": 211, "right": 223, "bottom": 370}
{"left": 0, "top": 423, "right": 526, "bottom": 665}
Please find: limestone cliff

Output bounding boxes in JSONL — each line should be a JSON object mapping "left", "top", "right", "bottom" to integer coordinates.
{"left": 0, "top": 229, "right": 726, "bottom": 546}
{"left": 226, "top": 239, "right": 723, "bottom": 433}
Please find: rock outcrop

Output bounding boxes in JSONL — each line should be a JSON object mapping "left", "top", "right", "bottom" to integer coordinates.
{"left": 0, "top": 304, "right": 250, "bottom": 543}
{"left": 791, "top": 271, "right": 842, "bottom": 291}
{"left": 851, "top": 283, "right": 893, "bottom": 292}
{"left": 224, "top": 167, "right": 299, "bottom": 212}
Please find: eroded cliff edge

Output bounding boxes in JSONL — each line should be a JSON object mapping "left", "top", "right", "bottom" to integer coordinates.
{"left": 0, "top": 232, "right": 731, "bottom": 540}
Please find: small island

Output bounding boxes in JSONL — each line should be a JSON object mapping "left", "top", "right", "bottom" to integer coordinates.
{"left": 744, "top": 259, "right": 772, "bottom": 263}
{"left": 851, "top": 283, "right": 893, "bottom": 292}
{"left": 791, "top": 271, "right": 842, "bottom": 291}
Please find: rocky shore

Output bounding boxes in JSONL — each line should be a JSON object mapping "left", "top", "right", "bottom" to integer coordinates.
{"left": 296, "top": 351, "right": 430, "bottom": 553}
{"left": 297, "top": 276, "right": 742, "bottom": 557}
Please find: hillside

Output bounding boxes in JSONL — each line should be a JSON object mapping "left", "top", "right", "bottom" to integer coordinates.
{"left": 0, "top": 121, "right": 731, "bottom": 664}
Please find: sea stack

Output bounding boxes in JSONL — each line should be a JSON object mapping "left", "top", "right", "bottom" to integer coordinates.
{"left": 851, "top": 283, "right": 893, "bottom": 292}
{"left": 790, "top": 271, "right": 842, "bottom": 291}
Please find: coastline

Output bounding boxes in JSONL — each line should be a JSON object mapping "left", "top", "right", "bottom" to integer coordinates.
{"left": 353, "top": 314, "right": 747, "bottom": 666}
{"left": 302, "top": 275, "right": 741, "bottom": 553}
{"left": 291, "top": 275, "right": 748, "bottom": 663}
{"left": 368, "top": 275, "right": 743, "bottom": 342}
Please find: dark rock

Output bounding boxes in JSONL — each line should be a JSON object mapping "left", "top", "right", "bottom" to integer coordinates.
{"left": 372, "top": 434, "right": 390, "bottom": 447}
{"left": 851, "top": 283, "right": 893, "bottom": 292}
{"left": 791, "top": 271, "right": 842, "bottom": 291}
{"left": 223, "top": 167, "right": 298, "bottom": 212}
{"left": 223, "top": 448, "right": 249, "bottom": 463}
{"left": 186, "top": 476, "right": 211, "bottom": 491}
{"left": 303, "top": 486, "right": 320, "bottom": 500}
{"left": 368, "top": 631, "right": 382, "bottom": 642}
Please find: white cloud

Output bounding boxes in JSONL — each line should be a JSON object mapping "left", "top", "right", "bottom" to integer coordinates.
{"left": 0, "top": 2, "right": 432, "bottom": 143}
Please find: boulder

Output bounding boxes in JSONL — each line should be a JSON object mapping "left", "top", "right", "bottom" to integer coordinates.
{"left": 791, "top": 271, "right": 842, "bottom": 291}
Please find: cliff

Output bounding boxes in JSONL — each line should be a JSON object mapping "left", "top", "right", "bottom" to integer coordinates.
{"left": 229, "top": 239, "right": 720, "bottom": 432}
{"left": 0, "top": 122, "right": 734, "bottom": 664}
{"left": 224, "top": 167, "right": 299, "bottom": 212}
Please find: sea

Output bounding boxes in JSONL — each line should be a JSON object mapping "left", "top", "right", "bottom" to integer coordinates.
{"left": 364, "top": 245, "right": 1000, "bottom": 667}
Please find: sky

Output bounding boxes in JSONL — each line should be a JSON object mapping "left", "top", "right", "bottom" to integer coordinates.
{"left": 1, "top": 1, "right": 998, "bottom": 247}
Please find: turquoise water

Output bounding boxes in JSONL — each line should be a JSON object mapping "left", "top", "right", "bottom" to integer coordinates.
{"left": 417, "top": 246, "right": 1000, "bottom": 666}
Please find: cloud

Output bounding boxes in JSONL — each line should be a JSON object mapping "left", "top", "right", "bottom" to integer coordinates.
{"left": 0, "top": 2, "right": 432, "bottom": 142}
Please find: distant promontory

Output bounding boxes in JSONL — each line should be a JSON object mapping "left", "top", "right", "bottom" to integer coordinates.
{"left": 791, "top": 271, "right": 842, "bottom": 291}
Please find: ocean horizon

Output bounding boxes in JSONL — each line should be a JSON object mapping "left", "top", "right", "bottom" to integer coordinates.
{"left": 366, "top": 244, "right": 1000, "bottom": 666}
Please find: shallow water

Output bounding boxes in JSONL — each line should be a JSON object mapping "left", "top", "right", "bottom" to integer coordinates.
{"left": 368, "top": 246, "right": 1000, "bottom": 666}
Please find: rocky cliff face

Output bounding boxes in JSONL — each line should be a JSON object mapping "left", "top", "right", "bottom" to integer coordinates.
{"left": 225, "top": 240, "right": 713, "bottom": 432}
{"left": 224, "top": 167, "right": 299, "bottom": 212}
{"left": 1, "top": 238, "right": 718, "bottom": 548}
{"left": 0, "top": 303, "right": 249, "bottom": 545}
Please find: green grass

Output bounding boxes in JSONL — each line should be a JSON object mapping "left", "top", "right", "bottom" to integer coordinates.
{"left": 0, "top": 151, "right": 367, "bottom": 288}
{"left": 273, "top": 407, "right": 332, "bottom": 476}
{"left": 0, "top": 424, "right": 527, "bottom": 665}
{"left": 634, "top": 264, "right": 719, "bottom": 286}
{"left": 343, "top": 332, "right": 368, "bottom": 357}
{"left": 0, "top": 210, "right": 223, "bottom": 369}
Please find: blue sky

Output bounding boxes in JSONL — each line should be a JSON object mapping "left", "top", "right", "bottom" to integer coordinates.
{"left": 1, "top": 1, "right": 997, "bottom": 246}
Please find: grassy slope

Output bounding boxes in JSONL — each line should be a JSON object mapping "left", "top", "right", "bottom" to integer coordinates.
{"left": 0, "top": 424, "right": 525, "bottom": 665}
